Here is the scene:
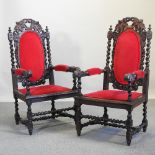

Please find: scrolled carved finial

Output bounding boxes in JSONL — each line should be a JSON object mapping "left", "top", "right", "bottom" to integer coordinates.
{"left": 109, "top": 25, "right": 112, "bottom": 31}
{"left": 8, "top": 27, "right": 11, "bottom": 32}
{"left": 45, "top": 26, "right": 50, "bottom": 39}
{"left": 8, "top": 27, "right": 13, "bottom": 41}
{"left": 107, "top": 25, "right": 113, "bottom": 39}
{"left": 16, "top": 22, "right": 20, "bottom": 26}
{"left": 148, "top": 24, "right": 151, "bottom": 30}
{"left": 147, "top": 25, "right": 152, "bottom": 40}
{"left": 45, "top": 26, "right": 49, "bottom": 31}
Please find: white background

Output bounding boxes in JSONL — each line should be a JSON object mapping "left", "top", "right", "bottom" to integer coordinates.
{"left": 0, "top": 0, "right": 155, "bottom": 101}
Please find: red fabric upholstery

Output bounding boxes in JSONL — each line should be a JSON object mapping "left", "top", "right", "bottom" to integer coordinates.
{"left": 19, "top": 31, "right": 45, "bottom": 82}
{"left": 114, "top": 29, "right": 141, "bottom": 84}
{"left": 86, "top": 68, "right": 103, "bottom": 75}
{"left": 133, "top": 70, "right": 145, "bottom": 79}
{"left": 84, "top": 90, "right": 142, "bottom": 101}
{"left": 19, "top": 85, "right": 71, "bottom": 96}
{"left": 54, "top": 64, "right": 69, "bottom": 72}
{"left": 15, "top": 68, "right": 27, "bottom": 76}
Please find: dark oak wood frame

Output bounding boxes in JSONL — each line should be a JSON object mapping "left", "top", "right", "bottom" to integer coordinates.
{"left": 8, "top": 19, "right": 80, "bottom": 135}
{"left": 74, "top": 17, "right": 152, "bottom": 145}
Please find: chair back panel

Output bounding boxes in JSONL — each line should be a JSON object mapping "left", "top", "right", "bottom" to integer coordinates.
{"left": 114, "top": 29, "right": 141, "bottom": 84}
{"left": 20, "top": 31, "right": 45, "bottom": 81}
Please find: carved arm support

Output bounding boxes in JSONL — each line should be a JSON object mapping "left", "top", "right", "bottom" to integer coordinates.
{"left": 124, "top": 70, "right": 145, "bottom": 101}
{"left": 12, "top": 68, "right": 32, "bottom": 95}
{"left": 50, "top": 64, "right": 81, "bottom": 90}
{"left": 74, "top": 67, "right": 104, "bottom": 94}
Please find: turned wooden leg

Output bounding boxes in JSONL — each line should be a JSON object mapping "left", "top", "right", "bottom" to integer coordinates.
{"left": 142, "top": 101, "right": 148, "bottom": 132}
{"left": 103, "top": 107, "right": 108, "bottom": 126}
{"left": 27, "top": 102, "right": 33, "bottom": 135}
{"left": 74, "top": 101, "right": 82, "bottom": 136}
{"left": 126, "top": 109, "right": 133, "bottom": 146}
{"left": 14, "top": 97, "right": 20, "bottom": 125}
{"left": 51, "top": 100, "right": 56, "bottom": 119}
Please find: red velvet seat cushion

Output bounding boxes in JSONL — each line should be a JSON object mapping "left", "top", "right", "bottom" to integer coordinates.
{"left": 19, "top": 85, "right": 71, "bottom": 96}
{"left": 84, "top": 90, "right": 142, "bottom": 101}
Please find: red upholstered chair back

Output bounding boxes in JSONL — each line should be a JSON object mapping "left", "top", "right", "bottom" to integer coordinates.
{"left": 105, "top": 17, "right": 150, "bottom": 90}
{"left": 11, "top": 19, "right": 52, "bottom": 85}
{"left": 19, "top": 31, "right": 45, "bottom": 81}
{"left": 113, "top": 29, "right": 141, "bottom": 84}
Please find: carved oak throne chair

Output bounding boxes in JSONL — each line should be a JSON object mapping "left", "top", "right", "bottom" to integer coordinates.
{"left": 8, "top": 19, "right": 80, "bottom": 135}
{"left": 74, "top": 17, "right": 152, "bottom": 145}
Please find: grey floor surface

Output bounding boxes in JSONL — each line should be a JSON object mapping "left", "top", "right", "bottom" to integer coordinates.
{"left": 0, "top": 99, "right": 155, "bottom": 155}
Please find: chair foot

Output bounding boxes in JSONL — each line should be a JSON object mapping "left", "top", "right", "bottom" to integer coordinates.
{"left": 27, "top": 102, "right": 33, "bottom": 135}
{"left": 75, "top": 116, "right": 82, "bottom": 137}
{"left": 143, "top": 119, "right": 148, "bottom": 132}
{"left": 126, "top": 131, "right": 132, "bottom": 146}
{"left": 143, "top": 101, "right": 148, "bottom": 132}
{"left": 28, "top": 125, "right": 33, "bottom": 135}
{"left": 27, "top": 118, "right": 33, "bottom": 135}
{"left": 126, "top": 109, "right": 133, "bottom": 146}
{"left": 14, "top": 114, "right": 20, "bottom": 125}
{"left": 76, "top": 128, "right": 81, "bottom": 136}
{"left": 14, "top": 97, "right": 20, "bottom": 125}
{"left": 74, "top": 101, "right": 82, "bottom": 137}
{"left": 103, "top": 107, "right": 108, "bottom": 126}
{"left": 75, "top": 118, "right": 81, "bottom": 136}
